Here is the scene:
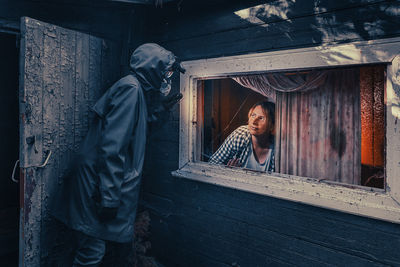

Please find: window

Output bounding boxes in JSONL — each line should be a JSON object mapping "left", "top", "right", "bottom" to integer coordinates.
{"left": 174, "top": 37, "right": 400, "bottom": 223}
{"left": 197, "top": 65, "right": 385, "bottom": 189}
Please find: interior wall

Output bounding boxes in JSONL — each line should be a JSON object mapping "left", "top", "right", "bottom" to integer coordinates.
{"left": 202, "top": 79, "right": 267, "bottom": 160}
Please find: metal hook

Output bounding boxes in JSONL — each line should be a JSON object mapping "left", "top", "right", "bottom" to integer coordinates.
{"left": 11, "top": 159, "right": 19, "bottom": 183}
{"left": 22, "top": 150, "right": 52, "bottom": 169}
{"left": 36, "top": 150, "right": 52, "bottom": 168}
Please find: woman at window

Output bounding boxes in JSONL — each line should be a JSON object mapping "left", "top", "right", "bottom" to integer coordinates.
{"left": 209, "top": 101, "right": 275, "bottom": 172}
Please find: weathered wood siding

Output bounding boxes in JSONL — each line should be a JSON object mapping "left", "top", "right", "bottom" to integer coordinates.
{"left": 140, "top": 0, "right": 400, "bottom": 266}
{"left": 0, "top": 0, "right": 144, "bottom": 74}
{"left": 149, "top": 0, "right": 400, "bottom": 60}
{"left": 19, "top": 17, "right": 120, "bottom": 266}
{"left": 0, "top": 0, "right": 132, "bottom": 40}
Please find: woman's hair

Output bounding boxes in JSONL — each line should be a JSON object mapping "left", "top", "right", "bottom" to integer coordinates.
{"left": 248, "top": 100, "right": 276, "bottom": 129}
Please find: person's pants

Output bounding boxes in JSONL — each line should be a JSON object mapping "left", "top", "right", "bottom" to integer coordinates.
{"left": 72, "top": 230, "right": 133, "bottom": 267}
{"left": 72, "top": 231, "right": 106, "bottom": 267}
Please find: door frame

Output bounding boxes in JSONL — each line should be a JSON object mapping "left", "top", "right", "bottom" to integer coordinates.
{"left": 0, "top": 18, "right": 23, "bottom": 267}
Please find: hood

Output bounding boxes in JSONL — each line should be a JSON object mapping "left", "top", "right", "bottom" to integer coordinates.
{"left": 130, "top": 43, "right": 176, "bottom": 91}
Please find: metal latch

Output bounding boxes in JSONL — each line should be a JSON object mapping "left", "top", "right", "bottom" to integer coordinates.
{"left": 11, "top": 150, "right": 53, "bottom": 182}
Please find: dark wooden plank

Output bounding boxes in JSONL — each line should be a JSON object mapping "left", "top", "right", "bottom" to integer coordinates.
{"left": 20, "top": 17, "right": 44, "bottom": 167}
{"left": 40, "top": 20, "right": 62, "bottom": 264}
{"left": 147, "top": 120, "right": 180, "bottom": 143}
{"left": 108, "top": 0, "right": 153, "bottom": 4}
{"left": 74, "top": 32, "right": 90, "bottom": 149}
{"left": 153, "top": 201, "right": 388, "bottom": 266}
{"left": 146, "top": 139, "right": 180, "bottom": 162}
{"left": 148, "top": 206, "right": 357, "bottom": 267}
{"left": 0, "top": 0, "right": 133, "bottom": 41}
{"left": 142, "top": 159, "right": 178, "bottom": 193}
{"left": 142, "top": 190, "right": 396, "bottom": 266}
{"left": 59, "top": 27, "right": 76, "bottom": 180}
{"left": 19, "top": 17, "right": 45, "bottom": 267}
{"left": 89, "top": 35, "right": 102, "bottom": 122}
{"left": 150, "top": 0, "right": 384, "bottom": 43}
{"left": 21, "top": 168, "right": 42, "bottom": 266}
{"left": 42, "top": 27, "right": 77, "bottom": 267}
{"left": 141, "top": 174, "right": 400, "bottom": 265}
{"left": 152, "top": 1, "right": 400, "bottom": 60}
{"left": 101, "top": 39, "right": 121, "bottom": 92}
{"left": 149, "top": 222, "right": 234, "bottom": 267}
{"left": 148, "top": 210, "right": 295, "bottom": 267}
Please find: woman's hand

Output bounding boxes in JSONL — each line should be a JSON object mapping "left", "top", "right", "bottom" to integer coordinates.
{"left": 227, "top": 158, "right": 241, "bottom": 167}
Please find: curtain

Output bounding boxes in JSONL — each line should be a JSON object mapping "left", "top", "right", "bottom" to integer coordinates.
{"left": 360, "top": 66, "right": 385, "bottom": 187}
{"left": 232, "top": 68, "right": 362, "bottom": 184}
{"left": 232, "top": 71, "right": 327, "bottom": 101}
{"left": 275, "top": 69, "right": 361, "bottom": 184}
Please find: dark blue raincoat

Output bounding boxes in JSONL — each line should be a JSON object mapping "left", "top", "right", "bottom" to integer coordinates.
{"left": 51, "top": 44, "right": 176, "bottom": 243}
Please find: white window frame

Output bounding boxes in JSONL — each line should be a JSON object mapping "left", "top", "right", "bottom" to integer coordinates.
{"left": 173, "top": 37, "right": 400, "bottom": 224}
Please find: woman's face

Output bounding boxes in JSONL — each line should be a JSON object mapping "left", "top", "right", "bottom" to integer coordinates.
{"left": 248, "top": 105, "right": 271, "bottom": 137}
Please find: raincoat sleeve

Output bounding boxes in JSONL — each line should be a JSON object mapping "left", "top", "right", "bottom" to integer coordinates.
{"left": 97, "top": 84, "right": 139, "bottom": 208}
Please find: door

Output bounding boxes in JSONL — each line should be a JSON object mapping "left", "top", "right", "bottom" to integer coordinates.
{"left": 19, "top": 17, "right": 120, "bottom": 266}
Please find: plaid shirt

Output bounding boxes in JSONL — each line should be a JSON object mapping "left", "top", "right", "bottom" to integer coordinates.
{"left": 209, "top": 125, "right": 275, "bottom": 172}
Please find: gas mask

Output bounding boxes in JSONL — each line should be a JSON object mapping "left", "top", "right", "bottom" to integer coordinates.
{"left": 159, "top": 60, "right": 186, "bottom": 96}
{"left": 159, "top": 69, "right": 174, "bottom": 96}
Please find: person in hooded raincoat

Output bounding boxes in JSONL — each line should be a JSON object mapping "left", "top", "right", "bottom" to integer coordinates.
{"left": 51, "top": 43, "right": 184, "bottom": 266}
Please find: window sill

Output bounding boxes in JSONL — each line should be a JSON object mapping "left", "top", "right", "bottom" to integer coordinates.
{"left": 172, "top": 162, "right": 400, "bottom": 224}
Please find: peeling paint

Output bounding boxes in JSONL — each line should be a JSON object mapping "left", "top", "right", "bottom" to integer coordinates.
{"left": 20, "top": 17, "right": 120, "bottom": 265}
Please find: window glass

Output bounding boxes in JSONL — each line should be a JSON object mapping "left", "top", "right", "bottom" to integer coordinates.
{"left": 198, "top": 65, "right": 385, "bottom": 189}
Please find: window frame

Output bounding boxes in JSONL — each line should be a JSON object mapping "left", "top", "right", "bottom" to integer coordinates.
{"left": 173, "top": 37, "right": 400, "bottom": 224}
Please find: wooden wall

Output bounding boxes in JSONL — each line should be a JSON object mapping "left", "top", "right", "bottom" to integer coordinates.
{"left": 147, "top": 0, "right": 400, "bottom": 60}
{"left": 140, "top": 0, "right": 400, "bottom": 266}
{"left": 0, "top": 0, "right": 147, "bottom": 74}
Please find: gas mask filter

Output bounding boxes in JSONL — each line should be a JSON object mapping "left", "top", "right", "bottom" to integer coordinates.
{"left": 159, "top": 68, "right": 174, "bottom": 96}
{"left": 160, "top": 78, "right": 172, "bottom": 96}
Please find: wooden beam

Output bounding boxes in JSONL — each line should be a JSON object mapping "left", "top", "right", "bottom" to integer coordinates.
{"left": 109, "top": 0, "right": 152, "bottom": 4}
{"left": 108, "top": 0, "right": 175, "bottom": 5}
{"left": 0, "top": 19, "right": 19, "bottom": 33}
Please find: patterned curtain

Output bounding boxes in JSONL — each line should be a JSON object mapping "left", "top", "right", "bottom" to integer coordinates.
{"left": 359, "top": 66, "right": 385, "bottom": 187}
{"left": 275, "top": 68, "right": 361, "bottom": 184}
